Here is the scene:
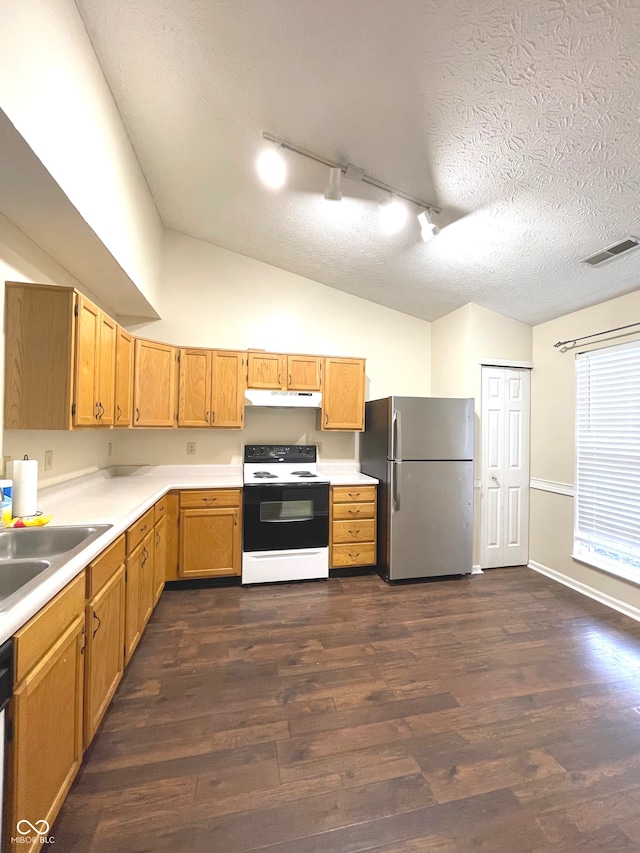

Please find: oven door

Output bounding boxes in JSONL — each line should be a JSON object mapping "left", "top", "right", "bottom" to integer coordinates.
{"left": 243, "top": 483, "right": 329, "bottom": 552}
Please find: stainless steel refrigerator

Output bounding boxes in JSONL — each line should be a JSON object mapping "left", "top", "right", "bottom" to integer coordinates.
{"left": 360, "top": 396, "right": 474, "bottom": 581}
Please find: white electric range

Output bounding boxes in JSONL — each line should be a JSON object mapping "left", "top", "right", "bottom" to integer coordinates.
{"left": 242, "top": 445, "right": 330, "bottom": 584}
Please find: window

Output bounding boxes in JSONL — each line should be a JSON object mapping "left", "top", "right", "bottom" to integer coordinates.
{"left": 574, "top": 340, "right": 640, "bottom": 579}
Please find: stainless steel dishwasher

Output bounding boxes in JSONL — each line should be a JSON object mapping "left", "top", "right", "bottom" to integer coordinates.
{"left": 0, "top": 638, "right": 13, "bottom": 851}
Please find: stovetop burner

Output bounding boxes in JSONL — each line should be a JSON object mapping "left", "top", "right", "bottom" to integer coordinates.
{"left": 252, "top": 471, "right": 278, "bottom": 479}
{"left": 292, "top": 471, "right": 317, "bottom": 478}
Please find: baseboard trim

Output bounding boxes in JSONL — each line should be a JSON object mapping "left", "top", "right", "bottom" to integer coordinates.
{"left": 528, "top": 560, "right": 640, "bottom": 624}
{"left": 471, "top": 564, "right": 484, "bottom": 574}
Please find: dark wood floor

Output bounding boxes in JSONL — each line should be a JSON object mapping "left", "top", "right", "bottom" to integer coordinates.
{"left": 52, "top": 568, "right": 640, "bottom": 852}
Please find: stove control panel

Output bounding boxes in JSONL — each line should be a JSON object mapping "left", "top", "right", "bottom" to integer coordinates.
{"left": 244, "top": 444, "right": 317, "bottom": 463}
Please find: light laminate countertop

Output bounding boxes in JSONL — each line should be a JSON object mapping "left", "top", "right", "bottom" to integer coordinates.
{"left": 0, "top": 464, "right": 377, "bottom": 643}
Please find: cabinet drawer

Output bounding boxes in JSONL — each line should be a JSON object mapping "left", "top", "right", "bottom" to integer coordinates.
{"left": 179, "top": 489, "right": 241, "bottom": 509}
{"left": 332, "top": 501, "right": 376, "bottom": 520}
{"left": 154, "top": 498, "right": 168, "bottom": 525}
{"left": 332, "top": 519, "right": 376, "bottom": 544}
{"left": 331, "top": 543, "right": 376, "bottom": 568}
{"left": 126, "top": 508, "right": 155, "bottom": 552}
{"left": 332, "top": 485, "right": 376, "bottom": 504}
{"left": 87, "top": 534, "right": 125, "bottom": 598}
{"left": 14, "top": 571, "right": 86, "bottom": 683}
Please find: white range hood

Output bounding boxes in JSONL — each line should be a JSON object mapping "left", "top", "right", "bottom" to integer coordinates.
{"left": 244, "top": 389, "right": 322, "bottom": 408}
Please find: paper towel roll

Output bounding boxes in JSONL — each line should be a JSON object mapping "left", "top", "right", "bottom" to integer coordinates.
{"left": 13, "top": 458, "right": 38, "bottom": 517}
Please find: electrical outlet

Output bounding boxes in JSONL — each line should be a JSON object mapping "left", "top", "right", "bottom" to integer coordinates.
{"left": 316, "top": 442, "right": 323, "bottom": 454}
{"left": 107, "top": 442, "right": 113, "bottom": 457}
{"left": 187, "top": 442, "right": 197, "bottom": 456}
{"left": 44, "top": 450, "right": 53, "bottom": 471}
{"left": 2, "top": 456, "right": 11, "bottom": 477}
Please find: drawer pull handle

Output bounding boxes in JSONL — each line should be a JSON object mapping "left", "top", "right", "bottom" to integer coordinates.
{"left": 349, "top": 492, "right": 360, "bottom": 499}
{"left": 92, "top": 611, "right": 101, "bottom": 638}
{"left": 350, "top": 551, "right": 360, "bottom": 559}
{"left": 349, "top": 509, "right": 360, "bottom": 515}
{"left": 204, "top": 497, "right": 217, "bottom": 504}
{"left": 350, "top": 529, "right": 361, "bottom": 535}
{"left": 141, "top": 524, "right": 147, "bottom": 532}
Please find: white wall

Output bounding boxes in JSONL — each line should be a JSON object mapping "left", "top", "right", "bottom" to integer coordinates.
{"left": 133, "top": 230, "right": 431, "bottom": 401}
{"left": 116, "top": 230, "right": 431, "bottom": 465}
{"left": 530, "top": 288, "right": 640, "bottom": 618}
{"left": 0, "top": 0, "right": 163, "bottom": 312}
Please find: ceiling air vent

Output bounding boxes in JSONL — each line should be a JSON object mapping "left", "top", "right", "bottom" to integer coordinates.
{"left": 582, "top": 237, "right": 640, "bottom": 267}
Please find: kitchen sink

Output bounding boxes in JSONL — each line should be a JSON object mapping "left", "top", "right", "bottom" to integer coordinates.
{"left": 0, "top": 524, "right": 112, "bottom": 610}
{"left": 0, "top": 559, "right": 51, "bottom": 601}
{"left": 0, "top": 525, "right": 110, "bottom": 560}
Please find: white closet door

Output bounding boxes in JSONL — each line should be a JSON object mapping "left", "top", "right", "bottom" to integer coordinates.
{"left": 480, "top": 366, "right": 530, "bottom": 568}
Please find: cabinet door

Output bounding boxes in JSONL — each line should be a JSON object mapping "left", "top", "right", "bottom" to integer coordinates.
{"left": 97, "top": 312, "right": 117, "bottom": 426}
{"left": 124, "top": 544, "right": 142, "bottom": 664}
{"left": 321, "top": 357, "right": 366, "bottom": 431}
{"left": 178, "top": 348, "right": 212, "bottom": 427}
{"left": 7, "top": 615, "right": 85, "bottom": 848}
{"left": 153, "top": 517, "right": 167, "bottom": 604}
{"left": 179, "top": 507, "right": 241, "bottom": 577}
{"left": 73, "top": 294, "right": 100, "bottom": 426}
{"left": 84, "top": 565, "right": 125, "bottom": 747}
{"left": 210, "top": 350, "right": 246, "bottom": 428}
{"left": 139, "top": 530, "right": 155, "bottom": 631}
{"left": 115, "top": 326, "right": 134, "bottom": 426}
{"left": 287, "top": 355, "right": 321, "bottom": 391}
{"left": 133, "top": 339, "right": 177, "bottom": 427}
{"left": 246, "top": 352, "right": 285, "bottom": 389}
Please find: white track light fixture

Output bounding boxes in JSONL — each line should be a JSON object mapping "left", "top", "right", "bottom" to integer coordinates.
{"left": 324, "top": 167, "right": 343, "bottom": 201}
{"left": 379, "top": 197, "right": 409, "bottom": 234}
{"left": 257, "top": 146, "right": 286, "bottom": 189}
{"left": 260, "top": 133, "right": 442, "bottom": 238}
{"left": 418, "top": 210, "right": 440, "bottom": 242}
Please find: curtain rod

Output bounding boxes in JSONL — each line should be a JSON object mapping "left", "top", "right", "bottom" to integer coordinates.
{"left": 553, "top": 320, "right": 640, "bottom": 349}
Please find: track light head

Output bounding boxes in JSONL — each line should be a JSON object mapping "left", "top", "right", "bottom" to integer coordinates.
{"left": 257, "top": 146, "right": 286, "bottom": 189}
{"left": 418, "top": 210, "right": 439, "bottom": 242}
{"left": 324, "top": 167, "right": 343, "bottom": 201}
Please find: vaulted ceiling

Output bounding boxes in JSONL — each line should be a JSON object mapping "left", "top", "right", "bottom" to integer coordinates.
{"left": 75, "top": 0, "right": 640, "bottom": 325}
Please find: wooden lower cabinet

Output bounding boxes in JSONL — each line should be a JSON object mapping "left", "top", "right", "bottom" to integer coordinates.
{"left": 84, "top": 565, "right": 125, "bottom": 747}
{"left": 124, "top": 530, "right": 154, "bottom": 664}
{"left": 179, "top": 489, "right": 241, "bottom": 578}
{"left": 6, "top": 612, "right": 85, "bottom": 852}
{"left": 153, "top": 515, "right": 167, "bottom": 604}
{"left": 330, "top": 485, "right": 377, "bottom": 569}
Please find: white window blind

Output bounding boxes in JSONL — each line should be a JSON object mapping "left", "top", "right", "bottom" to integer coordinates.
{"left": 575, "top": 340, "right": 640, "bottom": 577}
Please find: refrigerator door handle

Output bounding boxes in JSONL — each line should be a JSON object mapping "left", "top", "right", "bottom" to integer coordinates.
{"left": 393, "top": 409, "right": 402, "bottom": 461}
{"left": 392, "top": 461, "right": 401, "bottom": 511}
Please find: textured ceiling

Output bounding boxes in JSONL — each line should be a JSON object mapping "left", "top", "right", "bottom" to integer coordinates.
{"left": 75, "top": 0, "right": 640, "bottom": 324}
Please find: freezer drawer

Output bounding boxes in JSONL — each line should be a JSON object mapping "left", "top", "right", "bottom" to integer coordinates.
{"left": 386, "top": 460, "right": 473, "bottom": 580}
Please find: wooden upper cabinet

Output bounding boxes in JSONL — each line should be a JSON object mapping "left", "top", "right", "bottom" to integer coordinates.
{"left": 247, "top": 352, "right": 285, "bottom": 389}
{"left": 97, "top": 312, "right": 116, "bottom": 425}
{"left": 321, "top": 357, "right": 366, "bottom": 431}
{"left": 288, "top": 355, "right": 321, "bottom": 391}
{"left": 133, "top": 339, "right": 177, "bottom": 427}
{"left": 73, "top": 295, "right": 117, "bottom": 427}
{"left": 178, "top": 348, "right": 212, "bottom": 427}
{"left": 114, "top": 326, "right": 134, "bottom": 427}
{"left": 3, "top": 283, "right": 121, "bottom": 430}
{"left": 74, "top": 295, "right": 101, "bottom": 426}
{"left": 247, "top": 352, "right": 322, "bottom": 392}
{"left": 211, "top": 350, "right": 246, "bottom": 428}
